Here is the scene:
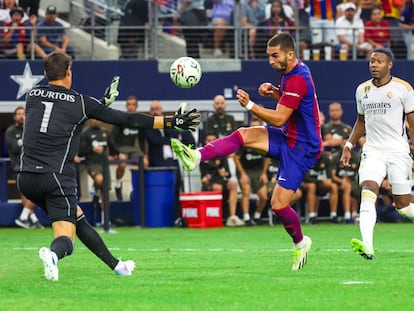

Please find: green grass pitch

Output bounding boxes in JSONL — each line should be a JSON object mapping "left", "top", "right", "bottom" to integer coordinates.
{"left": 1, "top": 223, "right": 413, "bottom": 311}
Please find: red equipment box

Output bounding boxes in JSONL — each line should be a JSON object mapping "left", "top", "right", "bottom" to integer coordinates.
{"left": 180, "top": 192, "right": 223, "bottom": 228}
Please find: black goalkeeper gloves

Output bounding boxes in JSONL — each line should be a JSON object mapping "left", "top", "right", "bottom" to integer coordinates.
{"left": 101, "top": 76, "right": 120, "bottom": 106}
{"left": 164, "top": 103, "right": 201, "bottom": 131}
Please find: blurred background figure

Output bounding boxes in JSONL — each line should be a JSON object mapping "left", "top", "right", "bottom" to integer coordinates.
{"left": 6, "top": 106, "right": 43, "bottom": 228}
{"left": 234, "top": 117, "right": 270, "bottom": 226}
{"left": 117, "top": 0, "right": 148, "bottom": 59}
{"left": 141, "top": 100, "right": 195, "bottom": 222}
{"left": 111, "top": 96, "right": 144, "bottom": 201}
{"left": 78, "top": 119, "right": 120, "bottom": 214}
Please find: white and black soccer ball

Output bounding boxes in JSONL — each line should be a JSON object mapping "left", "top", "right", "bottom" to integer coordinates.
{"left": 169, "top": 57, "right": 202, "bottom": 88}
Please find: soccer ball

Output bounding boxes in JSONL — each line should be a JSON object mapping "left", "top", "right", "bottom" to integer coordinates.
{"left": 170, "top": 57, "right": 202, "bottom": 88}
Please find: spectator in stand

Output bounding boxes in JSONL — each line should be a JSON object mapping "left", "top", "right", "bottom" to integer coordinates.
{"left": 78, "top": 119, "right": 120, "bottom": 211}
{"left": 296, "top": 0, "right": 312, "bottom": 59}
{"left": 176, "top": 0, "right": 207, "bottom": 58}
{"left": 6, "top": 106, "right": 43, "bottom": 229}
{"left": 331, "top": 148, "right": 361, "bottom": 223}
{"left": 309, "top": 0, "right": 337, "bottom": 47}
{"left": 117, "top": 0, "right": 148, "bottom": 59}
{"left": 335, "top": 2, "right": 372, "bottom": 59}
{"left": 336, "top": 0, "right": 362, "bottom": 21}
{"left": 254, "top": 0, "right": 294, "bottom": 59}
{"left": 141, "top": 100, "right": 195, "bottom": 222}
{"left": 0, "top": 0, "right": 29, "bottom": 24}
{"left": 111, "top": 96, "right": 144, "bottom": 201}
{"left": 37, "top": 6, "right": 76, "bottom": 59}
{"left": 234, "top": 117, "right": 270, "bottom": 225}
{"left": 241, "top": 0, "right": 267, "bottom": 59}
{"left": 19, "top": 0, "right": 39, "bottom": 20}
{"left": 2, "top": 6, "right": 46, "bottom": 59}
{"left": 322, "top": 101, "right": 352, "bottom": 157}
{"left": 211, "top": 0, "right": 235, "bottom": 57}
{"left": 301, "top": 152, "right": 339, "bottom": 224}
{"left": 398, "top": 0, "right": 414, "bottom": 59}
{"left": 382, "top": 0, "right": 405, "bottom": 58}
{"left": 364, "top": 5, "right": 391, "bottom": 49}
{"left": 359, "top": 0, "right": 377, "bottom": 22}
{"left": 200, "top": 133, "right": 244, "bottom": 226}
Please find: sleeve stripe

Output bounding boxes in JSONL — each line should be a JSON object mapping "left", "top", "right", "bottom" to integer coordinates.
{"left": 284, "top": 91, "right": 300, "bottom": 97}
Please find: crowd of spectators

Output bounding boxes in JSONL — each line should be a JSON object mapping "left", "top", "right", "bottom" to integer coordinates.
{"left": 1, "top": 1, "right": 413, "bottom": 60}
{"left": 1, "top": 3, "right": 75, "bottom": 60}
{"left": 139, "top": 0, "right": 414, "bottom": 60}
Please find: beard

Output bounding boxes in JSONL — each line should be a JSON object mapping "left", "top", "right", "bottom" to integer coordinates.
{"left": 275, "top": 56, "right": 288, "bottom": 73}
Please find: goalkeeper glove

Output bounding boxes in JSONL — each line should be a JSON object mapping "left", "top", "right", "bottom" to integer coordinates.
{"left": 101, "top": 76, "right": 120, "bottom": 106}
{"left": 164, "top": 103, "right": 201, "bottom": 131}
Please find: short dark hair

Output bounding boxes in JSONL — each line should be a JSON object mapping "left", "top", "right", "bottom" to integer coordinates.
{"left": 267, "top": 33, "right": 295, "bottom": 52}
{"left": 44, "top": 52, "right": 72, "bottom": 81}
{"left": 14, "top": 106, "right": 25, "bottom": 115}
{"left": 372, "top": 48, "right": 394, "bottom": 61}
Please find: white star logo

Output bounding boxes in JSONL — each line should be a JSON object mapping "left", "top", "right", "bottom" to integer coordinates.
{"left": 10, "top": 62, "right": 45, "bottom": 99}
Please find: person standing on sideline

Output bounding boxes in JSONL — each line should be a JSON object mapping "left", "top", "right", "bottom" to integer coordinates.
{"left": 204, "top": 94, "right": 242, "bottom": 225}
{"left": 172, "top": 33, "right": 322, "bottom": 270}
{"left": 6, "top": 106, "right": 43, "bottom": 228}
{"left": 234, "top": 117, "right": 270, "bottom": 226}
{"left": 17, "top": 52, "right": 200, "bottom": 281}
{"left": 111, "top": 96, "right": 144, "bottom": 200}
{"left": 79, "top": 119, "right": 119, "bottom": 212}
{"left": 322, "top": 101, "right": 352, "bottom": 157}
{"left": 341, "top": 48, "right": 414, "bottom": 260}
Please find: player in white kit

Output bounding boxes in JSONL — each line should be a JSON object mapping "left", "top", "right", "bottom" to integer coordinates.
{"left": 341, "top": 48, "right": 414, "bottom": 260}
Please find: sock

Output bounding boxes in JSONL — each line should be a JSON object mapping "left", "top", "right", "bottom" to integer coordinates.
{"left": 397, "top": 203, "right": 414, "bottom": 221}
{"left": 344, "top": 212, "right": 351, "bottom": 219}
{"left": 273, "top": 205, "right": 303, "bottom": 244}
{"left": 308, "top": 212, "right": 317, "bottom": 218}
{"left": 29, "top": 213, "right": 39, "bottom": 223}
{"left": 115, "top": 180, "right": 121, "bottom": 188}
{"left": 330, "top": 212, "right": 337, "bottom": 218}
{"left": 200, "top": 131, "right": 244, "bottom": 162}
{"left": 243, "top": 213, "right": 250, "bottom": 221}
{"left": 254, "top": 212, "right": 261, "bottom": 219}
{"left": 359, "top": 189, "right": 377, "bottom": 251}
{"left": 50, "top": 236, "right": 74, "bottom": 260}
{"left": 19, "top": 207, "right": 31, "bottom": 220}
{"left": 76, "top": 214, "right": 119, "bottom": 270}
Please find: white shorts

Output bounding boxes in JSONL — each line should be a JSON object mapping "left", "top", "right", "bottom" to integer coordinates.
{"left": 309, "top": 18, "right": 337, "bottom": 45}
{"left": 359, "top": 151, "right": 412, "bottom": 195}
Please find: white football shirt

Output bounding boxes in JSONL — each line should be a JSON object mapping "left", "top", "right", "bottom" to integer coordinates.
{"left": 356, "top": 77, "right": 414, "bottom": 153}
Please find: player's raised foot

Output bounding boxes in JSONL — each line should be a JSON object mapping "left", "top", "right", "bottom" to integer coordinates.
{"left": 351, "top": 238, "right": 375, "bottom": 260}
{"left": 114, "top": 260, "right": 136, "bottom": 276}
{"left": 171, "top": 138, "right": 200, "bottom": 171}
{"left": 39, "top": 247, "right": 59, "bottom": 281}
{"left": 292, "top": 236, "right": 312, "bottom": 271}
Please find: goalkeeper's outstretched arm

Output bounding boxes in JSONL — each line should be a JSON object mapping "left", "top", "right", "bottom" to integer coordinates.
{"left": 126, "top": 103, "right": 201, "bottom": 131}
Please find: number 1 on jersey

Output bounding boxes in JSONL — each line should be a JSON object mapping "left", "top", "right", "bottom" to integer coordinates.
{"left": 40, "top": 101, "right": 54, "bottom": 133}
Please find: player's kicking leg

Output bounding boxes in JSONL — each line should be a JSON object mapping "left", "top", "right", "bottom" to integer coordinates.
{"left": 171, "top": 138, "right": 200, "bottom": 171}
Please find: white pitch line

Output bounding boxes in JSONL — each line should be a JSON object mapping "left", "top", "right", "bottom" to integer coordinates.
{"left": 342, "top": 281, "right": 374, "bottom": 285}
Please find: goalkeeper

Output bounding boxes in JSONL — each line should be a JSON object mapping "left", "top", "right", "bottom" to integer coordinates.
{"left": 16, "top": 52, "right": 201, "bottom": 281}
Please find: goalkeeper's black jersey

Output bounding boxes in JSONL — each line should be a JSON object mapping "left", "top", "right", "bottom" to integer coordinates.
{"left": 18, "top": 84, "right": 152, "bottom": 177}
